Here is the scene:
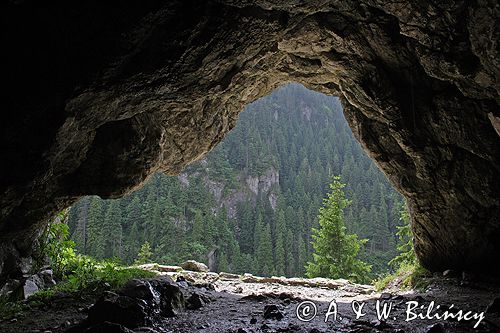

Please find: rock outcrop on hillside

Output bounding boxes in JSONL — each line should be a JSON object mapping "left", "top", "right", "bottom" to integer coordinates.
{"left": 1, "top": 0, "right": 499, "bottom": 284}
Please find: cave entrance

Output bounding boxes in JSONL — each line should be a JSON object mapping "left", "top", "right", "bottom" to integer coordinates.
{"left": 66, "top": 83, "right": 404, "bottom": 283}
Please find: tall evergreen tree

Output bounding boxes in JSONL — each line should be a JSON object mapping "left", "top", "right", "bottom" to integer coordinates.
{"left": 306, "top": 176, "right": 371, "bottom": 283}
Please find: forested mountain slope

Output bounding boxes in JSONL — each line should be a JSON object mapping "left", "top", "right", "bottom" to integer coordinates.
{"left": 67, "top": 84, "right": 403, "bottom": 279}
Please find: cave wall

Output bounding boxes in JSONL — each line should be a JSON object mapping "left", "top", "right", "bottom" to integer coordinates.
{"left": 1, "top": 0, "right": 499, "bottom": 283}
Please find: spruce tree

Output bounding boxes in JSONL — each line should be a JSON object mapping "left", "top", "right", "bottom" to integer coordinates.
{"left": 135, "top": 241, "right": 153, "bottom": 265}
{"left": 274, "top": 210, "right": 286, "bottom": 276}
{"left": 306, "top": 176, "right": 371, "bottom": 283}
{"left": 257, "top": 223, "right": 274, "bottom": 276}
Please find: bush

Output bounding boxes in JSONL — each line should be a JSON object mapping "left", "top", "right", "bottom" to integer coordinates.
{"left": 32, "top": 212, "right": 157, "bottom": 300}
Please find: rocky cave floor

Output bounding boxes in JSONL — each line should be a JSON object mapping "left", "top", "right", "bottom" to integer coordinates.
{"left": 1, "top": 272, "right": 500, "bottom": 333}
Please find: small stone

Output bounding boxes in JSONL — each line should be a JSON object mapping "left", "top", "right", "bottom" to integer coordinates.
{"left": 371, "top": 319, "right": 391, "bottom": 329}
{"left": 134, "top": 328, "right": 160, "bottom": 333}
{"left": 427, "top": 323, "right": 444, "bottom": 333}
{"left": 442, "top": 269, "right": 456, "bottom": 277}
{"left": 176, "top": 276, "right": 189, "bottom": 289}
{"left": 186, "top": 292, "right": 209, "bottom": 310}
{"left": 263, "top": 304, "right": 284, "bottom": 320}
{"left": 380, "top": 292, "right": 392, "bottom": 300}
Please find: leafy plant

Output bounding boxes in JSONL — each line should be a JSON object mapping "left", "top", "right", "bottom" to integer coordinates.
{"left": 28, "top": 211, "right": 158, "bottom": 303}
{"left": 40, "top": 210, "right": 77, "bottom": 278}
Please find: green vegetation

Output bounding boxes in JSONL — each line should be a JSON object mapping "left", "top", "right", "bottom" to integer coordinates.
{"left": 0, "top": 213, "right": 156, "bottom": 320}
{"left": 67, "top": 84, "right": 403, "bottom": 279}
{"left": 306, "top": 176, "right": 371, "bottom": 283}
{"left": 0, "top": 298, "right": 27, "bottom": 321}
{"left": 135, "top": 242, "right": 153, "bottom": 265}
{"left": 374, "top": 204, "right": 431, "bottom": 290}
{"left": 28, "top": 214, "right": 155, "bottom": 306}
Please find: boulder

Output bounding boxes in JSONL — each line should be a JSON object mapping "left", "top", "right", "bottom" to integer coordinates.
{"left": 88, "top": 291, "right": 150, "bottom": 328}
{"left": 120, "top": 279, "right": 158, "bottom": 303}
{"left": 87, "top": 276, "right": 184, "bottom": 329}
{"left": 149, "top": 276, "right": 185, "bottom": 317}
{"left": 219, "top": 272, "right": 240, "bottom": 280}
{"left": 263, "top": 304, "right": 284, "bottom": 320}
{"left": 22, "top": 274, "right": 44, "bottom": 299}
{"left": 186, "top": 292, "right": 210, "bottom": 310}
{"left": 38, "top": 269, "right": 56, "bottom": 287}
{"left": 180, "top": 260, "right": 209, "bottom": 273}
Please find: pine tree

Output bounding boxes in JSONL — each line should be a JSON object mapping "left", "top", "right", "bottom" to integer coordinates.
{"left": 127, "top": 221, "right": 141, "bottom": 263}
{"left": 135, "top": 241, "right": 153, "bottom": 265}
{"left": 274, "top": 209, "right": 286, "bottom": 276}
{"left": 257, "top": 223, "right": 274, "bottom": 276}
{"left": 102, "top": 200, "right": 123, "bottom": 259}
{"left": 86, "top": 196, "right": 105, "bottom": 259}
{"left": 306, "top": 176, "right": 371, "bottom": 283}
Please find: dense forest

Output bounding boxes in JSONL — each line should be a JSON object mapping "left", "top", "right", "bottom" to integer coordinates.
{"left": 67, "top": 84, "right": 403, "bottom": 280}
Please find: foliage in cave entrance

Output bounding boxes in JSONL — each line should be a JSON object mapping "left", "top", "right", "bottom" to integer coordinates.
{"left": 67, "top": 84, "right": 403, "bottom": 279}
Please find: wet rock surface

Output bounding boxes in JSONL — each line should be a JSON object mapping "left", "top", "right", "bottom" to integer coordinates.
{"left": 158, "top": 273, "right": 500, "bottom": 333}
{"left": 0, "top": 268, "right": 57, "bottom": 301}
{"left": 1, "top": 0, "right": 499, "bottom": 283}
{"left": 68, "top": 276, "right": 184, "bottom": 332}
{"left": 1, "top": 273, "right": 500, "bottom": 332}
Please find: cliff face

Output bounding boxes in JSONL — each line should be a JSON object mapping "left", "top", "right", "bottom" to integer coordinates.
{"left": 182, "top": 165, "right": 279, "bottom": 219}
{"left": 1, "top": 0, "right": 499, "bottom": 283}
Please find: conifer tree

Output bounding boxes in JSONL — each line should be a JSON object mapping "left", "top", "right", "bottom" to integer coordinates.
{"left": 135, "top": 241, "right": 153, "bottom": 265}
{"left": 86, "top": 196, "right": 105, "bottom": 259}
{"left": 257, "top": 223, "right": 274, "bottom": 276}
{"left": 306, "top": 176, "right": 371, "bottom": 283}
{"left": 274, "top": 210, "right": 286, "bottom": 276}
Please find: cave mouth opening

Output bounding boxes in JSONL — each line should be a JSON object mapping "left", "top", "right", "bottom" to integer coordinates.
{"left": 65, "top": 83, "right": 405, "bottom": 284}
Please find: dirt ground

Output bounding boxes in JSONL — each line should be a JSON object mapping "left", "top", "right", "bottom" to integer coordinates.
{"left": 1, "top": 274, "right": 499, "bottom": 333}
{"left": 162, "top": 275, "right": 500, "bottom": 333}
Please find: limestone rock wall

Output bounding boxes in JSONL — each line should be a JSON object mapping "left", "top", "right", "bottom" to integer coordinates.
{"left": 1, "top": 0, "right": 499, "bottom": 284}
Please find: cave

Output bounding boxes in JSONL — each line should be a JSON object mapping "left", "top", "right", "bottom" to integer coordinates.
{"left": 1, "top": 0, "right": 499, "bottom": 287}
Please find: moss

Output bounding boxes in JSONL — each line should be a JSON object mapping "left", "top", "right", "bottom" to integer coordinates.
{"left": 374, "top": 263, "right": 433, "bottom": 291}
